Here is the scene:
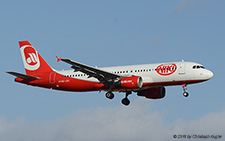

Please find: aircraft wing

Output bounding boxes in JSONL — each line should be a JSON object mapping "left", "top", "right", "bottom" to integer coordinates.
{"left": 6, "top": 71, "right": 38, "bottom": 81}
{"left": 58, "top": 57, "right": 121, "bottom": 84}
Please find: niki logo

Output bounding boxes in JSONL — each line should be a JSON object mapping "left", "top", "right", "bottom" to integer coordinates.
{"left": 156, "top": 63, "right": 177, "bottom": 76}
{"left": 20, "top": 45, "right": 40, "bottom": 71}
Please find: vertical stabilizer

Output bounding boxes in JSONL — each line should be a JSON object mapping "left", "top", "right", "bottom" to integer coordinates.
{"left": 19, "top": 41, "right": 53, "bottom": 75}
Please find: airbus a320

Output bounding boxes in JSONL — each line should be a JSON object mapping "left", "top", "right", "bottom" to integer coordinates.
{"left": 7, "top": 41, "right": 213, "bottom": 106}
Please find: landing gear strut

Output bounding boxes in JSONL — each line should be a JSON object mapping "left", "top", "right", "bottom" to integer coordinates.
{"left": 121, "top": 91, "right": 132, "bottom": 106}
{"left": 105, "top": 85, "right": 115, "bottom": 100}
{"left": 182, "top": 84, "right": 189, "bottom": 97}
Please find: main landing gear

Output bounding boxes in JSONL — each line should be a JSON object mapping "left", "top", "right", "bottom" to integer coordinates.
{"left": 105, "top": 91, "right": 132, "bottom": 106}
{"left": 105, "top": 85, "right": 115, "bottom": 99}
{"left": 182, "top": 84, "right": 189, "bottom": 97}
{"left": 105, "top": 91, "right": 114, "bottom": 99}
{"left": 121, "top": 91, "right": 132, "bottom": 106}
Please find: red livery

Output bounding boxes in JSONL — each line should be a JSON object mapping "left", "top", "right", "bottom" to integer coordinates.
{"left": 7, "top": 41, "right": 213, "bottom": 106}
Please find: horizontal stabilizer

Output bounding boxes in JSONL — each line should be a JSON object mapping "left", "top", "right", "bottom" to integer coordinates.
{"left": 6, "top": 71, "right": 38, "bottom": 81}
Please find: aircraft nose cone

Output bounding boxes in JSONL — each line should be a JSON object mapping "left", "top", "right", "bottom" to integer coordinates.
{"left": 206, "top": 70, "right": 213, "bottom": 79}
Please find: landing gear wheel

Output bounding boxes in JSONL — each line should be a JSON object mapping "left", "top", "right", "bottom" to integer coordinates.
{"left": 105, "top": 92, "right": 114, "bottom": 99}
{"left": 182, "top": 84, "right": 189, "bottom": 97}
{"left": 121, "top": 98, "right": 130, "bottom": 106}
{"left": 183, "top": 92, "right": 189, "bottom": 97}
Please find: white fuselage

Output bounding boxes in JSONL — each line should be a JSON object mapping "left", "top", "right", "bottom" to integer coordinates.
{"left": 56, "top": 61, "right": 213, "bottom": 91}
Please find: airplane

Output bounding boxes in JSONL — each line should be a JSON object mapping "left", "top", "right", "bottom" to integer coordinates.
{"left": 7, "top": 41, "right": 213, "bottom": 106}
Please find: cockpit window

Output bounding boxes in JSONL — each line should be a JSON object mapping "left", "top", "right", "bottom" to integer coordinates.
{"left": 192, "top": 65, "right": 205, "bottom": 69}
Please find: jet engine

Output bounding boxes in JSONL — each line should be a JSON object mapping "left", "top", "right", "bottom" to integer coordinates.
{"left": 137, "top": 87, "right": 166, "bottom": 99}
{"left": 119, "top": 76, "right": 143, "bottom": 89}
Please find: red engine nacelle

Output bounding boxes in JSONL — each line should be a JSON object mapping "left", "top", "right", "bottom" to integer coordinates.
{"left": 137, "top": 87, "right": 166, "bottom": 99}
{"left": 120, "top": 76, "right": 143, "bottom": 89}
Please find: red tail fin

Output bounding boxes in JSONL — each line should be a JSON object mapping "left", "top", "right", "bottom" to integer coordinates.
{"left": 19, "top": 41, "right": 53, "bottom": 75}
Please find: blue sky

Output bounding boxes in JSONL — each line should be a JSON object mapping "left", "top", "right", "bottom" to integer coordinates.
{"left": 1, "top": 0, "right": 225, "bottom": 140}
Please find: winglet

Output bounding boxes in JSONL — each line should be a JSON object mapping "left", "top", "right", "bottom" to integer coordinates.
{"left": 56, "top": 56, "right": 62, "bottom": 62}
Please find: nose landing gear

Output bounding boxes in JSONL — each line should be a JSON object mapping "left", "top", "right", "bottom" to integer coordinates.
{"left": 182, "top": 84, "right": 189, "bottom": 97}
